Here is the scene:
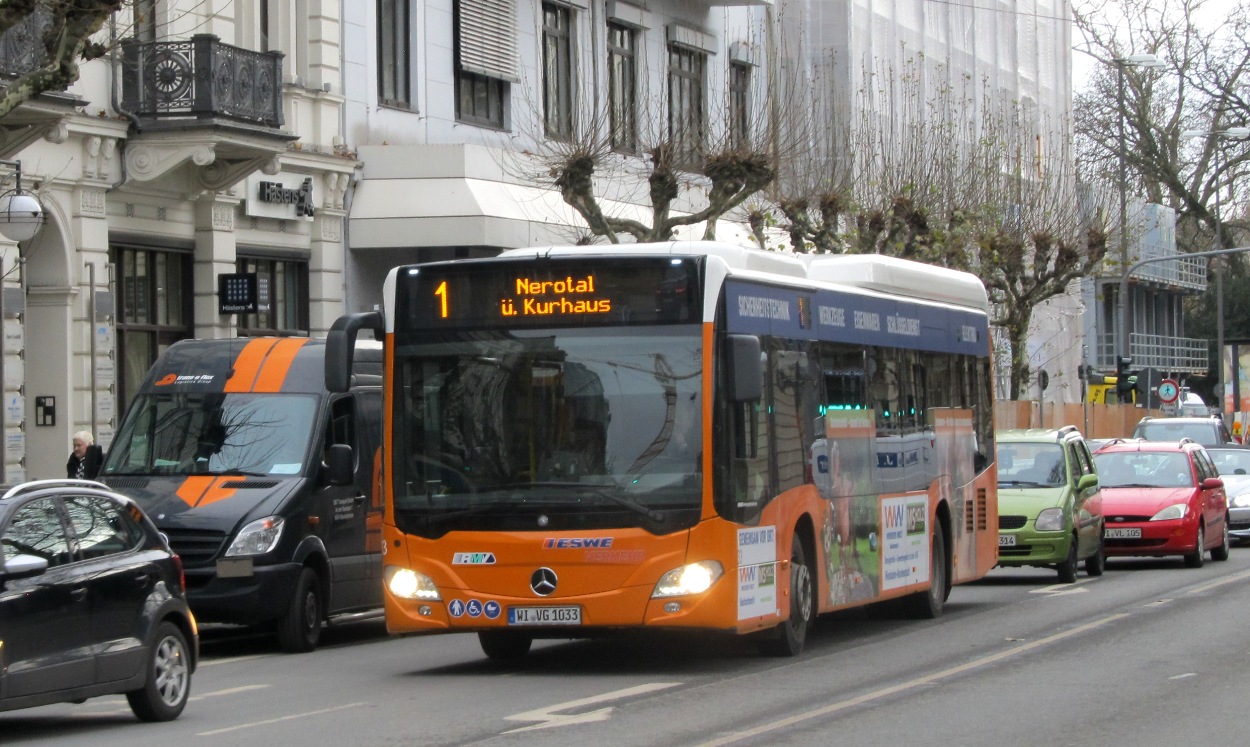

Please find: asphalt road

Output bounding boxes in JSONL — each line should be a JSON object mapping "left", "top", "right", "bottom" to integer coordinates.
{"left": 5, "top": 551, "right": 1250, "bottom": 746}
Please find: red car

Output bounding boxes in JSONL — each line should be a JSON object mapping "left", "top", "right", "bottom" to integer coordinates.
{"left": 1092, "top": 439, "right": 1230, "bottom": 567}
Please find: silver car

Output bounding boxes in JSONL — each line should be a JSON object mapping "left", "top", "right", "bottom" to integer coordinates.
{"left": 1207, "top": 446, "right": 1250, "bottom": 543}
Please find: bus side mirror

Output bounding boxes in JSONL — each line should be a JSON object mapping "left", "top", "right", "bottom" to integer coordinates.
{"left": 725, "top": 334, "right": 762, "bottom": 403}
{"left": 326, "top": 311, "right": 383, "bottom": 393}
{"left": 326, "top": 444, "right": 354, "bottom": 486}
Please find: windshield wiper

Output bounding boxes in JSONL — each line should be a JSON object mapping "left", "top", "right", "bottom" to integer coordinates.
{"left": 497, "top": 481, "right": 666, "bottom": 525}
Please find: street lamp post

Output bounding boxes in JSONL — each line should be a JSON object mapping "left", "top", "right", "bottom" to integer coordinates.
{"left": 1184, "top": 127, "right": 1250, "bottom": 413}
{"left": 1113, "top": 53, "right": 1166, "bottom": 366}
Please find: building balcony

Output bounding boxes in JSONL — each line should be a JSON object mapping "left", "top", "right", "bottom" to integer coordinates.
{"left": 122, "top": 34, "right": 285, "bottom": 130}
{"left": 1096, "top": 332, "right": 1209, "bottom": 375}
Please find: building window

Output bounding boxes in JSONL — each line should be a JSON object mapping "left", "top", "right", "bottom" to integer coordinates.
{"left": 455, "top": 0, "right": 512, "bottom": 128}
{"left": 729, "top": 62, "right": 750, "bottom": 149}
{"left": 135, "top": 0, "right": 158, "bottom": 43}
{"left": 542, "top": 3, "right": 574, "bottom": 140}
{"left": 112, "top": 246, "right": 193, "bottom": 412}
{"left": 378, "top": 0, "right": 411, "bottom": 108}
{"left": 235, "top": 257, "right": 309, "bottom": 337}
{"left": 668, "top": 44, "right": 706, "bottom": 166}
{"left": 607, "top": 22, "right": 636, "bottom": 152}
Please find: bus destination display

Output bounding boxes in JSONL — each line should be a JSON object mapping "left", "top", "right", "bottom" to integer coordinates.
{"left": 399, "top": 258, "right": 701, "bottom": 328}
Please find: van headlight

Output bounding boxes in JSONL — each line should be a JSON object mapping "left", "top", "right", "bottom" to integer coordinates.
{"left": 385, "top": 565, "right": 441, "bottom": 601}
{"left": 225, "top": 516, "right": 284, "bottom": 556}
{"left": 652, "top": 561, "right": 723, "bottom": 598}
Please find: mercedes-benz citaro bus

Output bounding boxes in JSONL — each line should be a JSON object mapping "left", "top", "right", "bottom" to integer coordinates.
{"left": 326, "top": 241, "right": 998, "bottom": 660}
{"left": 101, "top": 337, "right": 383, "bottom": 652}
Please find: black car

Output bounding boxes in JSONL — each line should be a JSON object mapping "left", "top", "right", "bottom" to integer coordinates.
{"left": 0, "top": 479, "right": 198, "bottom": 721}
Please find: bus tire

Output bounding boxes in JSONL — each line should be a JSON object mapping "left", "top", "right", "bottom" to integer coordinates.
{"left": 758, "top": 534, "right": 814, "bottom": 657}
{"left": 277, "top": 567, "right": 323, "bottom": 653}
{"left": 902, "top": 523, "right": 947, "bottom": 619}
{"left": 479, "top": 631, "right": 533, "bottom": 660}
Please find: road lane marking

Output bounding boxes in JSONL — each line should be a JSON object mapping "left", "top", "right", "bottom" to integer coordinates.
{"left": 201, "top": 654, "right": 271, "bottom": 667}
{"left": 1029, "top": 578, "right": 1096, "bottom": 596}
{"left": 192, "top": 684, "right": 270, "bottom": 699}
{"left": 1186, "top": 567, "right": 1250, "bottom": 595}
{"left": 503, "top": 682, "right": 682, "bottom": 733}
{"left": 694, "top": 613, "right": 1130, "bottom": 747}
{"left": 195, "top": 702, "right": 364, "bottom": 736}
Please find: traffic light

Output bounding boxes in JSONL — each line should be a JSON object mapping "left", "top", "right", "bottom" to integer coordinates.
{"left": 1115, "top": 356, "right": 1136, "bottom": 401}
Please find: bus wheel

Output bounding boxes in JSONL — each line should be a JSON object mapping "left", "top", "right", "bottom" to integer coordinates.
{"left": 758, "top": 535, "right": 813, "bottom": 657}
{"left": 277, "top": 567, "right": 323, "bottom": 653}
{"left": 479, "top": 631, "right": 533, "bottom": 660}
{"left": 902, "top": 524, "right": 947, "bottom": 619}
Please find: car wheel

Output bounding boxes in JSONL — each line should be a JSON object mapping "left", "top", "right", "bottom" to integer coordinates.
{"left": 277, "top": 567, "right": 323, "bottom": 653}
{"left": 126, "top": 621, "right": 192, "bottom": 722}
{"left": 1211, "top": 515, "right": 1231, "bottom": 562}
{"left": 1057, "top": 535, "right": 1079, "bottom": 583}
{"left": 1084, "top": 534, "right": 1106, "bottom": 577}
{"left": 1184, "top": 524, "right": 1206, "bottom": 568}
{"left": 478, "top": 631, "right": 534, "bottom": 660}
{"left": 759, "top": 534, "right": 814, "bottom": 656}
{"left": 900, "top": 523, "right": 948, "bottom": 620}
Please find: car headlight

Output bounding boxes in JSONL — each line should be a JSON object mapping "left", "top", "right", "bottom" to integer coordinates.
{"left": 652, "top": 560, "right": 723, "bottom": 598}
{"left": 1150, "top": 503, "right": 1188, "bottom": 521}
{"left": 1035, "top": 507, "right": 1066, "bottom": 532}
{"left": 225, "top": 516, "right": 284, "bottom": 556}
{"left": 1231, "top": 493, "right": 1250, "bottom": 508}
{"left": 385, "top": 565, "right": 441, "bottom": 601}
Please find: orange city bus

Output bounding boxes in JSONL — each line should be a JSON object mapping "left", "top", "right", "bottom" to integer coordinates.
{"left": 325, "top": 241, "right": 998, "bottom": 659}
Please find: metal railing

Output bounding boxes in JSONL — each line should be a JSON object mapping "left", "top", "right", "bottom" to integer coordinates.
{"left": 0, "top": 5, "right": 51, "bottom": 77}
{"left": 1095, "top": 331, "right": 1209, "bottom": 373}
{"left": 121, "top": 34, "right": 284, "bottom": 127}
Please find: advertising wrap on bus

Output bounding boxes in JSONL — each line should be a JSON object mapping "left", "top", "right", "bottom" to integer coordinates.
{"left": 328, "top": 241, "right": 999, "bottom": 661}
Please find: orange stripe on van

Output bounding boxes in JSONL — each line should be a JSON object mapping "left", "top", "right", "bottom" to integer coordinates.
{"left": 176, "top": 476, "right": 239, "bottom": 508}
{"left": 224, "top": 339, "right": 281, "bottom": 392}
{"left": 252, "top": 338, "right": 309, "bottom": 393}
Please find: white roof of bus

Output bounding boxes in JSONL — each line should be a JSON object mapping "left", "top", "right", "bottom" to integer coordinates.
{"left": 500, "top": 241, "right": 989, "bottom": 312}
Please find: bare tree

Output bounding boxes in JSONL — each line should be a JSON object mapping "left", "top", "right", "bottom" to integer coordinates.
{"left": 0, "top": 0, "right": 129, "bottom": 120}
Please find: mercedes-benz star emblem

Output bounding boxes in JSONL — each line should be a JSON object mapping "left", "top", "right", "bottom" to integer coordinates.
{"left": 530, "top": 567, "right": 558, "bottom": 596}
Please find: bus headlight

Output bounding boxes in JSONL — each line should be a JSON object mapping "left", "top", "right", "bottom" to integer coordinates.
{"left": 385, "top": 565, "right": 441, "bottom": 601}
{"left": 652, "top": 560, "right": 723, "bottom": 598}
{"left": 225, "top": 516, "right": 284, "bottom": 556}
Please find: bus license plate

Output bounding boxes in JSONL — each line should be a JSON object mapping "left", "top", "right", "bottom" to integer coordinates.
{"left": 508, "top": 606, "right": 582, "bottom": 626}
{"left": 1105, "top": 527, "right": 1142, "bottom": 539}
{"left": 998, "top": 534, "right": 1016, "bottom": 547}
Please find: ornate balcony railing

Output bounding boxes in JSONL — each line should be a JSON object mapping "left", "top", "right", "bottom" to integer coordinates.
{"left": 0, "top": 6, "right": 52, "bottom": 78}
{"left": 122, "top": 34, "right": 284, "bottom": 128}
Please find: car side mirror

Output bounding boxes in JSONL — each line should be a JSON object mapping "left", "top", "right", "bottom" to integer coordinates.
{"left": 1202, "top": 476, "right": 1224, "bottom": 490}
{"left": 1, "top": 553, "right": 49, "bottom": 580}
{"left": 1077, "top": 474, "right": 1099, "bottom": 491}
{"left": 325, "top": 443, "right": 354, "bottom": 486}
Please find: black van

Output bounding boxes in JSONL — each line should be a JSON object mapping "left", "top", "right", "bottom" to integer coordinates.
{"left": 100, "top": 337, "right": 382, "bottom": 651}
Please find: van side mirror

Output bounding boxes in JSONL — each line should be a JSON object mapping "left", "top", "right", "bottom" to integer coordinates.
{"left": 326, "top": 444, "right": 354, "bottom": 486}
{"left": 725, "top": 334, "right": 762, "bottom": 403}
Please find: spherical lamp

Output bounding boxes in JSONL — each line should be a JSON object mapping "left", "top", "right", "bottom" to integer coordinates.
{"left": 0, "top": 188, "right": 44, "bottom": 242}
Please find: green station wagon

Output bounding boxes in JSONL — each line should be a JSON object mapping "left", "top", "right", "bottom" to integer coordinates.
{"left": 996, "top": 427, "right": 1106, "bottom": 582}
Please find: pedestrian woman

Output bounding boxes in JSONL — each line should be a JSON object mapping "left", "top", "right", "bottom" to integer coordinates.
{"left": 67, "top": 431, "right": 104, "bottom": 479}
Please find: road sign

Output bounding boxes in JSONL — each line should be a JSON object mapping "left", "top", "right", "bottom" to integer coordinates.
{"left": 1157, "top": 378, "right": 1180, "bottom": 404}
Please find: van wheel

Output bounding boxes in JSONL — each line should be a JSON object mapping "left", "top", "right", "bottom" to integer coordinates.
{"left": 277, "top": 568, "right": 323, "bottom": 653}
{"left": 758, "top": 534, "right": 814, "bottom": 657}
{"left": 901, "top": 524, "right": 947, "bottom": 619}
{"left": 126, "top": 622, "right": 191, "bottom": 722}
{"left": 479, "top": 631, "right": 533, "bottom": 660}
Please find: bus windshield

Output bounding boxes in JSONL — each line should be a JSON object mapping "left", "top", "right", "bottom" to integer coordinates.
{"left": 392, "top": 326, "right": 703, "bottom": 535}
{"left": 103, "top": 393, "right": 319, "bottom": 476}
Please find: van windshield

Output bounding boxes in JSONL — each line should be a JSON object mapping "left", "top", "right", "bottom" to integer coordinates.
{"left": 103, "top": 393, "right": 319, "bottom": 476}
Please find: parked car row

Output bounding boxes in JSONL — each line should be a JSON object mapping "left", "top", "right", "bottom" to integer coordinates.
{"left": 997, "top": 417, "right": 1240, "bottom": 582}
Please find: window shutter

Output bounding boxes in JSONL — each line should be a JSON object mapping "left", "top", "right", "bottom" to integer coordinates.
{"left": 459, "top": 0, "right": 519, "bottom": 82}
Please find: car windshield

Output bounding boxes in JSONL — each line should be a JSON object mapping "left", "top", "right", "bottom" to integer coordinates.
{"left": 997, "top": 442, "right": 1066, "bottom": 487}
{"left": 1134, "top": 421, "right": 1219, "bottom": 445}
{"left": 1093, "top": 451, "right": 1194, "bottom": 488}
{"left": 1209, "top": 449, "right": 1250, "bottom": 477}
{"left": 103, "top": 393, "right": 319, "bottom": 476}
